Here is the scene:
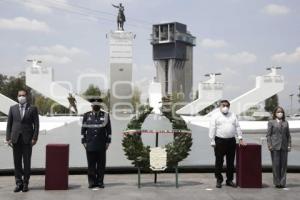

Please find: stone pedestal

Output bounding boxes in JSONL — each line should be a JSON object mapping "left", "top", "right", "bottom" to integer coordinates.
{"left": 108, "top": 31, "right": 135, "bottom": 112}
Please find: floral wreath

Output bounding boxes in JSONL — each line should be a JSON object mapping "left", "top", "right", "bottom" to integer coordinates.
{"left": 122, "top": 97, "right": 192, "bottom": 168}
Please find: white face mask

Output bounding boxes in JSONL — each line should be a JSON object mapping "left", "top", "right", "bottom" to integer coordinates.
{"left": 276, "top": 112, "right": 283, "bottom": 119}
{"left": 18, "top": 96, "right": 27, "bottom": 105}
{"left": 221, "top": 107, "right": 229, "bottom": 114}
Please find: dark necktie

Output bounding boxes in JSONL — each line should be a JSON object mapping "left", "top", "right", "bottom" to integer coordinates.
{"left": 20, "top": 105, "right": 24, "bottom": 119}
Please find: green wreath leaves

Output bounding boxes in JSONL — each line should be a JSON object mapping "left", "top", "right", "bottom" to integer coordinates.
{"left": 122, "top": 101, "right": 193, "bottom": 169}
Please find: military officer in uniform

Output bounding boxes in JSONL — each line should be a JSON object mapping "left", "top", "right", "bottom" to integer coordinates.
{"left": 81, "top": 98, "right": 111, "bottom": 189}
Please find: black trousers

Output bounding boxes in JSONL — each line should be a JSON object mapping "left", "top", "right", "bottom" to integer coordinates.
{"left": 214, "top": 136, "right": 236, "bottom": 183}
{"left": 12, "top": 135, "right": 32, "bottom": 185}
{"left": 86, "top": 150, "right": 106, "bottom": 186}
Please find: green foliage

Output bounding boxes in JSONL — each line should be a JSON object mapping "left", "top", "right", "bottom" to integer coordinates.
{"left": 34, "top": 95, "right": 68, "bottom": 115}
{"left": 0, "top": 72, "right": 31, "bottom": 116}
{"left": 82, "top": 84, "right": 110, "bottom": 111}
{"left": 170, "top": 92, "right": 187, "bottom": 111}
{"left": 199, "top": 102, "right": 218, "bottom": 115}
{"left": 103, "top": 89, "right": 110, "bottom": 111}
{"left": 82, "top": 84, "right": 102, "bottom": 97}
{"left": 126, "top": 105, "right": 153, "bottom": 130}
{"left": 165, "top": 133, "right": 192, "bottom": 166}
{"left": 0, "top": 72, "right": 31, "bottom": 102}
{"left": 123, "top": 105, "right": 153, "bottom": 168}
{"left": 160, "top": 95, "right": 190, "bottom": 131}
{"left": 194, "top": 90, "right": 199, "bottom": 100}
{"left": 265, "top": 94, "right": 279, "bottom": 113}
{"left": 131, "top": 86, "right": 141, "bottom": 112}
{"left": 0, "top": 72, "right": 70, "bottom": 115}
{"left": 122, "top": 97, "right": 193, "bottom": 169}
{"left": 34, "top": 95, "right": 53, "bottom": 115}
{"left": 122, "top": 133, "right": 150, "bottom": 168}
{"left": 240, "top": 106, "right": 259, "bottom": 116}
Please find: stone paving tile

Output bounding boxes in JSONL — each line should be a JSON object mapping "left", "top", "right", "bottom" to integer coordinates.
{"left": 0, "top": 173, "right": 299, "bottom": 200}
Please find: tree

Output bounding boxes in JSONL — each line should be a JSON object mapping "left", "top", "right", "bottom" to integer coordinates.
{"left": 0, "top": 74, "right": 8, "bottom": 91}
{"left": 0, "top": 72, "right": 31, "bottom": 116}
{"left": 33, "top": 95, "right": 67, "bottom": 115}
{"left": 131, "top": 86, "right": 141, "bottom": 112}
{"left": 240, "top": 106, "right": 259, "bottom": 116}
{"left": 170, "top": 92, "right": 186, "bottom": 112}
{"left": 82, "top": 84, "right": 110, "bottom": 111}
{"left": 0, "top": 72, "right": 31, "bottom": 102}
{"left": 194, "top": 90, "right": 199, "bottom": 100}
{"left": 102, "top": 89, "right": 110, "bottom": 111}
{"left": 82, "top": 84, "right": 102, "bottom": 97}
{"left": 0, "top": 72, "right": 71, "bottom": 116}
{"left": 265, "top": 94, "right": 279, "bottom": 113}
{"left": 199, "top": 102, "right": 218, "bottom": 115}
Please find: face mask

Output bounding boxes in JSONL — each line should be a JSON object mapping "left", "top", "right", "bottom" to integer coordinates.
{"left": 92, "top": 105, "right": 101, "bottom": 112}
{"left": 221, "top": 107, "right": 229, "bottom": 114}
{"left": 276, "top": 112, "right": 283, "bottom": 119}
{"left": 18, "top": 96, "right": 27, "bottom": 105}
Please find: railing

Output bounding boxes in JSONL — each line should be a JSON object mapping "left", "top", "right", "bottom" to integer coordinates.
{"left": 200, "top": 82, "right": 224, "bottom": 90}
{"left": 263, "top": 75, "right": 284, "bottom": 83}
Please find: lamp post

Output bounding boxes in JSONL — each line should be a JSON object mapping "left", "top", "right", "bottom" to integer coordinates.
{"left": 289, "top": 94, "right": 294, "bottom": 116}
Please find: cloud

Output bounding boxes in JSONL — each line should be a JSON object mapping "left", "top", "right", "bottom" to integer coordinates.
{"left": 271, "top": 47, "right": 300, "bottom": 63}
{"left": 223, "top": 67, "right": 239, "bottom": 76}
{"left": 20, "top": 0, "right": 68, "bottom": 14}
{"left": 28, "top": 45, "right": 88, "bottom": 56}
{"left": 215, "top": 51, "right": 257, "bottom": 65}
{"left": 26, "top": 44, "right": 88, "bottom": 64}
{"left": 224, "top": 84, "right": 240, "bottom": 92}
{"left": 22, "top": 0, "right": 52, "bottom": 14}
{"left": 0, "top": 17, "right": 50, "bottom": 32}
{"left": 263, "top": 4, "right": 290, "bottom": 16}
{"left": 200, "top": 38, "right": 227, "bottom": 48}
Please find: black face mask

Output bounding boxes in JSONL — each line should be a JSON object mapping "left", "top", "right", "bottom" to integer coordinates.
{"left": 92, "top": 105, "right": 101, "bottom": 112}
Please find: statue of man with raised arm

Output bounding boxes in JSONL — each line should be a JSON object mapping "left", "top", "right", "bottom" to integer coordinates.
{"left": 112, "top": 3, "right": 126, "bottom": 31}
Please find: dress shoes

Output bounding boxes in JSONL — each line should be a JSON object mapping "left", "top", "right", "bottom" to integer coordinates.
{"left": 88, "top": 184, "right": 95, "bottom": 189}
{"left": 226, "top": 181, "right": 237, "bottom": 188}
{"left": 216, "top": 181, "right": 222, "bottom": 188}
{"left": 22, "top": 184, "right": 29, "bottom": 192}
{"left": 13, "top": 185, "right": 23, "bottom": 193}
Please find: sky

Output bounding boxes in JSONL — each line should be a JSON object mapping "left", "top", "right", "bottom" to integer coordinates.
{"left": 0, "top": 0, "right": 300, "bottom": 112}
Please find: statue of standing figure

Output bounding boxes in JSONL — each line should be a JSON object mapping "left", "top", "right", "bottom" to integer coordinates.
{"left": 112, "top": 3, "right": 126, "bottom": 31}
{"left": 68, "top": 93, "right": 78, "bottom": 115}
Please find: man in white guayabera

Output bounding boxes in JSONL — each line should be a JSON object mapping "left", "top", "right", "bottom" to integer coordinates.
{"left": 209, "top": 99, "right": 246, "bottom": 188}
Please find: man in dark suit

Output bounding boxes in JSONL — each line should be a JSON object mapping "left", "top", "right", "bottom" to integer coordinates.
{"left": 81, "top": 98, "right": 111, "bottom": 189}
{"left": 6, "top": 89, "right": 39, "bottom": 192}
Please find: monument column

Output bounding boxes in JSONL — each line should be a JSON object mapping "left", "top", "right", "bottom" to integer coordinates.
{"left": 108, "top": 31, "right": 135, "bottom": 112}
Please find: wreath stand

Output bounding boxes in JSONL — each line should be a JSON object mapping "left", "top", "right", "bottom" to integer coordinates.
{"left": 137, "top": 131, "right": 179, "bottom": 188}
{"left": 122, "top": 103, "right": 192, "bottom": 189}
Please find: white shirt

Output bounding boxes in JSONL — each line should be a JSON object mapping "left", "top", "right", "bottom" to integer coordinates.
{"left": 209, "top": 110, "right": 243, "bottom": 145}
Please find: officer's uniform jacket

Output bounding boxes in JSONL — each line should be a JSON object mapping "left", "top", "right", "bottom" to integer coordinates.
{"left": 81, "top": 110, "right": 111, "bottom": 152}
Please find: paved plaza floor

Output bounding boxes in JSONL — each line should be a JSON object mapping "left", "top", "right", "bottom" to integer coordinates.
{"left": 1, "top": 173, "right": 300, "bottom": 200}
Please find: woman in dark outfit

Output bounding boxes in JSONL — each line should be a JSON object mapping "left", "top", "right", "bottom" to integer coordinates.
{"left": 266, "top": 106, "right": 291, "bottom": 188}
